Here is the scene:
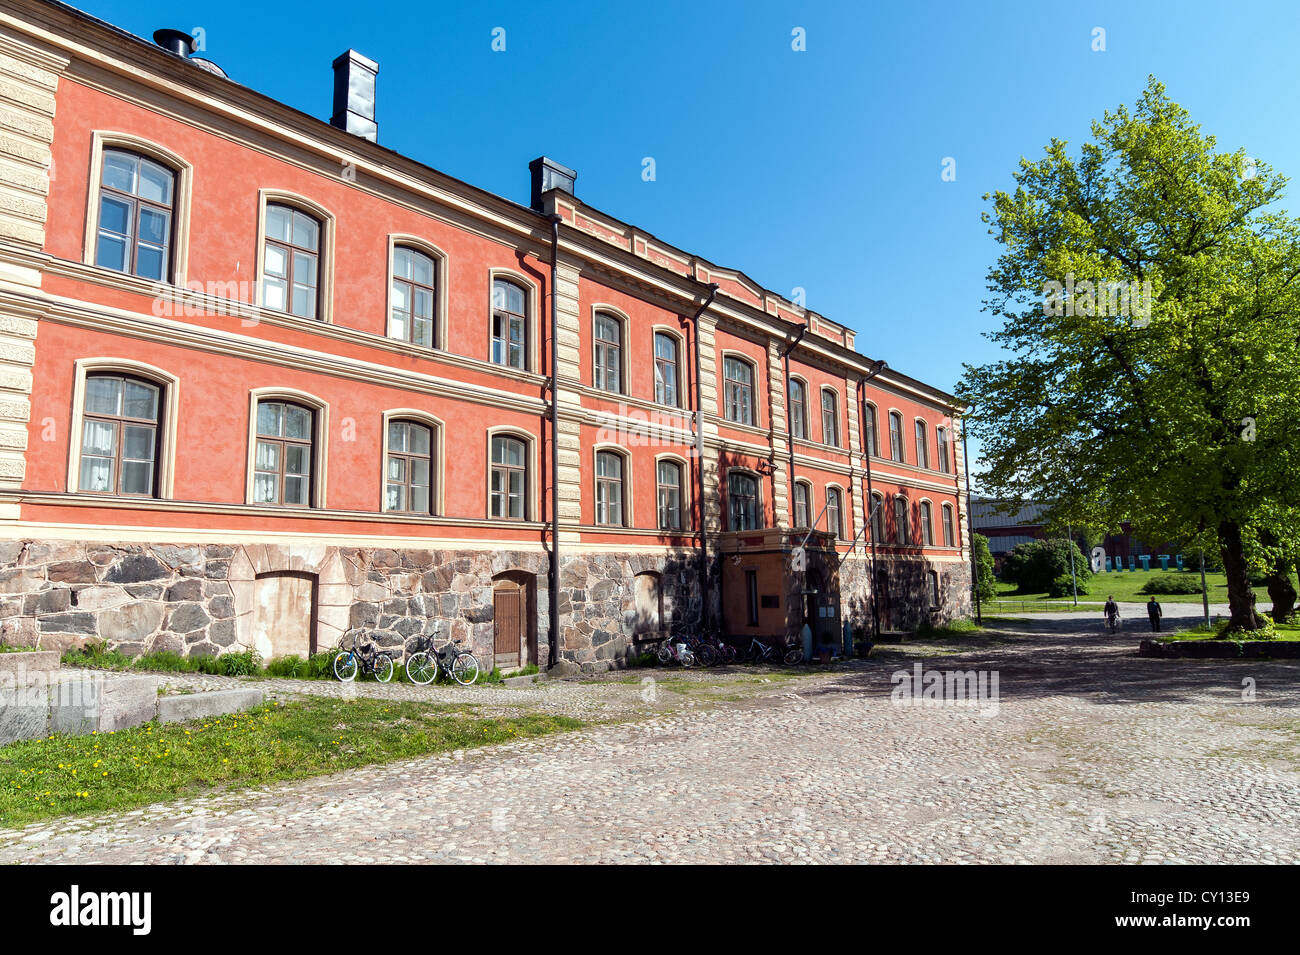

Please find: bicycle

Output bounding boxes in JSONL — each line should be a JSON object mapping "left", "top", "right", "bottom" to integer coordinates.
{"left": 405, "top": 637, "right": 481, "bottom": 686}
{"left": 656, "top": 637, "right": 696, "bottom": 668}
{"left": 743, "top": 636, "right": 803, "bottom": 666}
{"left": 1105, "top": 612, "right": 1122, "bottom": 633}
{"left": 332, "top": 636, "right": 395, "bottom": 683}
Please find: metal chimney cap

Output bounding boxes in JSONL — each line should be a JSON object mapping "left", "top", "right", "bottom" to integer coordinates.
{"left": 153, "top": 28, "right": 196, "bottom": 57}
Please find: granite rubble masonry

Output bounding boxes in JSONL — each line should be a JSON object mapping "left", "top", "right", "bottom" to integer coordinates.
{"left": 0, "top": 539, "right": 702, "bottom": 672}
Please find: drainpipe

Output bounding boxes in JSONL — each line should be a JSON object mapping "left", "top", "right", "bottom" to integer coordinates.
{"left": 547, "top": 213, "right": 562, "bottom": 668}
{"left": 688, "top": 283, "right": 719, "bottom": 629}
{"left": 779, "top": 324, "right": 808, "bottom": 629}
{"left": 960, "top": 404, "right": 980, "bottom": 624}
{"left": 856, "top": 358, "right": 886, "bottom": 640}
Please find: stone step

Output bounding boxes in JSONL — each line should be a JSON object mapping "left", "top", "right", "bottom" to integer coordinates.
{"left": 157, "top": 687, "right": 264, "bottom": 724}
{"left": 0, "top": 649, "right": 59, "bottom": 680}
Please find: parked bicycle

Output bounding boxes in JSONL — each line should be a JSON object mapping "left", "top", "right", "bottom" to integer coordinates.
{"left": 743, "top": 635, "right": 803, "bottom": 666}
{"left": 332, "top": 636, "right": 395, "bottom": 683}
{"left": 656, "top": 637, "right": 697, "bottom": 668}
{"left": 405, "top": 636, "right": 481, "bottom": 686}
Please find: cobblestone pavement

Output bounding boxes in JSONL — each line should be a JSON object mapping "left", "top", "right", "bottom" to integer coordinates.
{"left": 3, "top": 607, "right": 1298, "bottom": 864}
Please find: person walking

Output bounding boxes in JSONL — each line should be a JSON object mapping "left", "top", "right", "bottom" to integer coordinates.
{"left": 1104, "top": 596, "right": 1119, "bottom": 631}
{"left": 1146, "top": 596, "right": 1163, "bottom": 632}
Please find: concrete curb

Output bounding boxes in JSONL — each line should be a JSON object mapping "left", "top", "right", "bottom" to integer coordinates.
{"left": 158, "top": 687, "right": 265, "bottom": 723}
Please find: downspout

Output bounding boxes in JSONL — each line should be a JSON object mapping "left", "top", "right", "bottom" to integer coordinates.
{"left": 547, "top": 213, "right": 562, "bottom": 667}
{"left": 689, "top": 283, "right": 720, "bottom": 629}
{"left": 779, "top": 323, "right": 808, "bottom": 629}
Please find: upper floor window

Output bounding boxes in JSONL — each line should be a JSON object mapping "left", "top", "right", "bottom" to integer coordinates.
{"left": 723, "top": 357, "right": 755, "bottom": 425}
{"left": 386, "top": 419, "right": 434, "bottom": 514}
{"left": 919, "top": 501, "right": 935, "bottom": 545}
{"left": 253, "top": 401, "right": 314, "bottom": 506}
{"left": 490, "top": 434, "right": 527, "bottom": 519}
{"left": 893, "top": 496, "right": 910, "bottom": 545}
{"left": 889, "top": 411, "right": 905, "bottom": 462}
{"left": 657, "top": 459, "right": 684, "bottom": 530}
{"left": 78, "top": 374, "right": 160, "bottom": 496}
{"left": 594, "top": 312, "right": 623, "bottom": 393}
{"left": 390, "top": 246, "right": 436, "bottom": 348}
{"left": 595, "top": 450, "right": 626, "bottom": 526}
{"left": 491, "top": 279, "right": 528, "bottom": 370}
{"left": 864, "top": 403, "right": 878, "bottom": 457}
{"left": 915, "top": 420, "right": 930, "bottom": 469}
{"left": 821, "top": 389, "right": 840, "bottom": 447}
{"left": 95, "top": 149, "right": 175, "bottom": 282}
{"left": 870, "top": 492, "right": 885, "bottom": 542}
{"left": 793, "top": 481, "right": 811, "bottom": 529}
{"left": 942, "top": 503, "right": 955, "bottom": 546}
{"left": 728, "top": 471, "right": 760, "bottom": 530}
{"left": 936, "top": 426, "right": 951, "bottom": 473}
{"left": 262, "top": 204, "right": 321, "bottom": 319}
{"left": 654, "top": 332, "right": 680, "bottom": 407}
{"left": 826, "top": 487, "right": 843, "bottom": 539}
{"left": 788, "top": 379, "right": 807, "bottom": 440}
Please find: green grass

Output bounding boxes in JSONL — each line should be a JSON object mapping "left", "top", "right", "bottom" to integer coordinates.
{"left": 0, "top": 698, "right": 584, "bottom": 828}
{"left": 914, "top": 618, "right": 983, "bottom": 638}
{"left": 995, "top": 568, "right": 1272, "bottom": 606}
{"left": 1160, "top": 622, "right": 1300, "bottom": 643}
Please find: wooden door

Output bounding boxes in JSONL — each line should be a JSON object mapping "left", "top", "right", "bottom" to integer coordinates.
{"left": 493, "top": 583, "right": 522, "bottom": 668}
{"left": 875, "top": 569, "right": 891, "bottom": 632}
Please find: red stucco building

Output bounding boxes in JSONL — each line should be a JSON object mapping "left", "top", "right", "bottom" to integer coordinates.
{"left": 0, "top": 0, "right": 970, "bottom": 672}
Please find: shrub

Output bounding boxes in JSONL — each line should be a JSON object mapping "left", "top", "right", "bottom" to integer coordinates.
{"left": 1001, "top": 538, "right": 1093, "bottom": 592}
{"left": 1047, "top": 574, "right": 1089, "bottom": 598}
{"left": 1140, "top": 574, "right": 1204, "bottom": 596}
{"left": 972, "top": 533, "right": 997, "bottom": 602}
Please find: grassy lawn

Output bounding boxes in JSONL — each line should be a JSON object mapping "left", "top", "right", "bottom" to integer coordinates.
{"left": 1159, "top": 622, "right": 1300, "bottom": 642}
{"left": 0, "top": 698, "right": 583, "bottom": 829}
{"left": 994, "top": 569, "right": 1272, "bottom": 606}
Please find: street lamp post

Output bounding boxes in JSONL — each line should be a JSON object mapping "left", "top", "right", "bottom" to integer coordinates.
{"left": 857, "top": 359, "right": 886, "bottom": 641}
{"left": 960, "top": 406, "right": 981, "bottom": 624}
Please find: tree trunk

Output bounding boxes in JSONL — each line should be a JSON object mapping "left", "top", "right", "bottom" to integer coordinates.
{"left": 1218, "top": 520, "right": 1266, "bottom": 633}
{"left": 1266, "top": 560, "right": 1298, "bottom": 623}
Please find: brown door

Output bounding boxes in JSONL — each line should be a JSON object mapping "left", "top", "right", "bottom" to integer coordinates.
{"left": 875, "top": 568, "right": 891, "bottom": 632}
{"left": 493, "top": 582, "right": 522, "bottom": 668}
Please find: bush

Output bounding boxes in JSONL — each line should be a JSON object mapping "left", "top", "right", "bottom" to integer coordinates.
{"left": 1001, "top": 538, "right": 1093, "bottom": 593}
{"left": 972, "top": 533, "right": 997, "bottom": 602}
{"left": 1047, "top": 574, "right": 1089, "bottom": 598}
{"left": 1140, "top": 574, "right": 1204, "bottom": 596}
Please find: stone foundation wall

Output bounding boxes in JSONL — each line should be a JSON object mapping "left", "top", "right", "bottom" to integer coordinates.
{"left": 0, "top": 538, "right": 703, "bottom": 674}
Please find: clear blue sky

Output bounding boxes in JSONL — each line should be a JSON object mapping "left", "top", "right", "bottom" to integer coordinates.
{"left": 71, "top": 0, "right": 1300, "bottom": 468}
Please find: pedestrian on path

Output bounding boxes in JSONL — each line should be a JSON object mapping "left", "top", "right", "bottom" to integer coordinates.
{"left": 1147, "top": 597, "right": 1163, "bottom": 632}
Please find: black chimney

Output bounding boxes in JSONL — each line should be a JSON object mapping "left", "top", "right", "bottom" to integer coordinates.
{"left": 529, "top": 157, "right": 577, "bottom": 211}
{"left": 331, "top": 50, "right": 378, "bottom": 143}
{"left": 153, "top": 28, "right": 195, "bottom": 57}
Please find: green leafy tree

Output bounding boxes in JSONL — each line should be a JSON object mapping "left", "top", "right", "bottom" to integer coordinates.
{"left": 972, "top": 533, "right": 997, "bottom": 603}
{"left": 959, "top": 78, "right": 1300, "bottom": 633}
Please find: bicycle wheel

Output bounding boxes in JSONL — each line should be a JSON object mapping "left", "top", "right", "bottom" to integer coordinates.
{"left": 696, "top": 643, "right": 718, "bottom": 667}
{"left": 783, "top": 646, "right": 804, "bottom": 666}
{"left": 406, "top": 650, "right": 438, "bottom": 685}
{"left": 680, "top": 649, "right": 696, "bottom": 668}
{"left": 449, "top": 651, "right": 480, "bottom": 686}
{"left": 373, "top": 653, "right": 395, "bottom": 683}
{"left": 333, "top": 651, "right": 358, "bottom": 682}
{"left": 657, "top": 643, "right": 673, "bottom": 664}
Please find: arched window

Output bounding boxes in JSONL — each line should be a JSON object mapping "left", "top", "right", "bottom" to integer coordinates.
{"left": 262, "top": 204, "right": 321, "bottom": 319}
{"left": 870, "top": 491, "right": 885, "bottom": 542}
{"left": 863, "top": 403, "right": 879, "bottom": 457}
{"left": 919, "top": 500, "right": 934, "bottom": 545}
{"left": 793, "top": 480, "right": 811, "bottom": 528}
{"left": 490, "top": 434, "right": 528, "bottom": 519}
{"left": 826, "top": 487, "right": 843, "bottom": 538}
{"left": 253, "top": 400, "right": 314, "bottom": 506}
{"left": 491, "top": 278, "right": 528, "bottom": 370}
{"left": 390, "top": 246, "right": 437, "bottom": 347}
{"left": 594, "top": 312, "right": 623, "bottom": 393}
{"left": 95, "top": 148, "right": 176, "bottom": 281}
{"left": 728, "top": 471, "right": 760, "bottom": 530}
{"left": 928, "top": 570, "right": 941, "bottom": 609}
{"left": 656, "top": 459, "right": 684, "bottom": 530}
{"left": 788, "top": 378, "right": 807, "bottom": 440}
{"left": 942, "top": 503, "right": 955, "bottom": 546}
{"left": 893, "top": 496, "right": 910, "bottom": 545}
{"left": 723, "top": 357, "right": 755, "bottom": 425}
{"left": 654, "top": 332, "right": 680, "bottom": 406}
{"left": 889, "top": 411, "right": 905, "bottom": 462}
{"left": 936, "top": 425, "right": 951, "bottom": 473}
{"left": 78, "top": 374, "right": 161, "bottom": 496}
{"left": 385, "top": 419, "right": 434, "bottom": 514}
{"left": 595, "top": 450, "right": 626, "bottom": 526}
{"left": 915, "top": 420, "right": 929, "bottom": 469}
{"left": 821, "top": 389, "right": 840, "bottom": 447}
